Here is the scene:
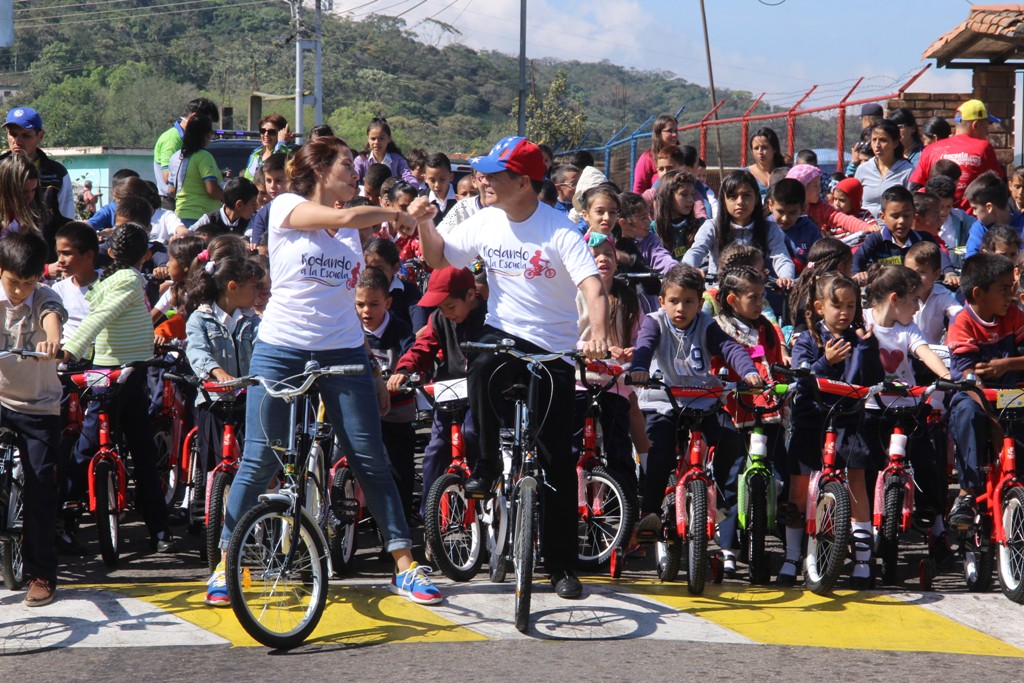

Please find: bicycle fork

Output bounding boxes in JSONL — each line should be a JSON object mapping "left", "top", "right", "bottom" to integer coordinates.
{"left": 872, "top": 427, "right": 915, "bottom": 533}
{"left": 88, "top": 412, "right": 128, "bottom": 513}
{"left": 738, "top": 429, "right": 777, "bottom": 530}
{"left": 676, "top": 430, "right": 715, "bottom": 540}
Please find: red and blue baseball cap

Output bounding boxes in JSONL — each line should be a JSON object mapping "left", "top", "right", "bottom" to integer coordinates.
{"left": 3, "top": 107, "right": 43, "bottom": 131}
{"left": 469, "top": 136, "right": 546, "bottom": 182}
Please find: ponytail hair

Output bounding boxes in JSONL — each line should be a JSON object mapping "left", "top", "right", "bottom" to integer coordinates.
{"left": 716, "top": 265, "right": 764, "bottom": 319}
{"left": 185, "top": 254, "right": 265, "bottom": 316}
{"left": 789, "top": 237, "right": 852, "bottom": 324}
{"left": 362, "top": 117, "right": 403, "bottom": 156}
{"left": 99, "top": 223, "right": 150, "bottom": 282}
{"left": 863, "top": 264, "right": 920, "bottom": 306}
{"left": 806, "top": 271, "right": 862, "bottom": 348}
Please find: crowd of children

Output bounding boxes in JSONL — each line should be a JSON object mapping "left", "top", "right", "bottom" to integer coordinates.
{"left": 6, "top": 93, "right": 1024, "bottom": 612}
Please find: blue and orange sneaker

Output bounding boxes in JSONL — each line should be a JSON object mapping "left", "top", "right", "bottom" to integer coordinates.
{"left": 205, "top": 561, "right": 230, "bottom": 607}
{"left": 390, "top": 562, "right": 443, "bottom": 605}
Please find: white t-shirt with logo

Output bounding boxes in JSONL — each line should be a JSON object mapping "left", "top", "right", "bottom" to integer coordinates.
{"left": 443, "top": 202, "right": 598, "bottom": 351}
{"left": 864, "top": 307, "right": 928, "bottom": 409}
{"left": 258, "top": 193, "right": 365, "bottom": 351}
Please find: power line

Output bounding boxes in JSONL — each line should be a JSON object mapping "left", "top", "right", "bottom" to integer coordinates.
{"left": 15, "top": 0, "right": 276, "bottom": 30}
{"left": 15, "top": 0, "right": 138, "bottom": 13}
{"left": 393, "top": 0, "right": 428, "bottom": 19}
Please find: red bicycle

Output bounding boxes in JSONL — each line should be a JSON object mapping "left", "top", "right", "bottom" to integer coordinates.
{"left": 922, "top": 377, "right": 1024, "bottom": 602}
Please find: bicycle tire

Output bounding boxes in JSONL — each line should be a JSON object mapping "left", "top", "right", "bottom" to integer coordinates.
{"left": 656, "top": 475, "right": 681, "bottom": 582}
{"left": 187, "top": 437, "right": 205, "bottom": 537}
{"left": 0, "top": 438, "right": 24, "bottom": 590}
{"left": 423, "top": 472, "right": 483, "bottom": 582}
{"left": 878, "top": 481, "right": 903, "bottom": 585}
{"left": 685, "top": 478, "right": 708, "bottom": 595}
{"left": 577, "top": 466, "right": 636, "bottom": 569}
{"left": 999, "top": 487, "right": 1024, "bottom": 602}
{"left": 152, "top": 420, "right": 177, "bottom": 508}
{"left": 226, "top": 499, "right": 329, "bottom": 649}
{"left": 206, "top": 470, "right": 233, "bottom": 573}
{"left": 804, "top": 480, "right": 850, "bottom": 595}
{"left": 513, "top": 483, "right": 536, "bottom": 634}
{"left": 487, "top": 490, "right": 508, "bottom": 583}
{"left": 329, "top": 466, "right": 359, "bottom": 577}
{"left": 746, "top": 473, "right": 770, "bottom": 585}
{"left": 94, "top": 459, "right": 120, "bottom": 566}
{"left": 965, "top": 538, "right": 994, "bottom": 592}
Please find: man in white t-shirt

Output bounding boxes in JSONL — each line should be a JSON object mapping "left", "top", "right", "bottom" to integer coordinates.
{"left": 413, "top": 136, "right": 609, "bottom": 600}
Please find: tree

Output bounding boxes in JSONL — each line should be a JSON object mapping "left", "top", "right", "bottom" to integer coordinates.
{"left": 512, "top": 71, "right": 587, "bottom": 149}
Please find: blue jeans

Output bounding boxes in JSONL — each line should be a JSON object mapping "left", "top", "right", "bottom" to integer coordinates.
{"left": 220, "top": 341, "right": 412, "bottom": 553}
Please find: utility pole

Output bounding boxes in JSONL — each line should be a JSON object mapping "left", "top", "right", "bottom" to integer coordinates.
{"left": 291, "top": 0, "right": 324, "bottom": 143}
{"left": 517, "top": 0, "right": 526, "bottom": 137}
{"left": 699, "top": 0, "right": 725, "bottom": 183}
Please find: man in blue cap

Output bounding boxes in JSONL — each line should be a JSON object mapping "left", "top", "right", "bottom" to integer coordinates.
{"left": 4, "top": 107, "right": 74, "bottom": 221}
{"left": 412, "top": 135, "right": 610, "bottom": 600}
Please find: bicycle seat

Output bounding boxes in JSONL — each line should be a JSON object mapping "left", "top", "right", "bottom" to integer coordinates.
{"left": 503, "top": 383, "right": 529, "bottom": 402}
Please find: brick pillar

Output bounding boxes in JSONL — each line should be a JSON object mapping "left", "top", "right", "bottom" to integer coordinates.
{"left": 973, "top": 66, "right": 1016, "bottom": 168}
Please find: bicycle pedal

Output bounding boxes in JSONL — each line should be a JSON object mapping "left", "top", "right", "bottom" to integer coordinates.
{"left": 332, "top": 498, "right": 359, "bottom": 523}
{"left": 635, "top": 529, "right": 659, "bottom": 543}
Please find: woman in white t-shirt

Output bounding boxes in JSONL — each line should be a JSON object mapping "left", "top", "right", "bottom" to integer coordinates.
{"left": 210, "top": 137, "right": 443, "bottom": 607}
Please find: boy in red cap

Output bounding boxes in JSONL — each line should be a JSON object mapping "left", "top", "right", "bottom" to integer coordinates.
{"left": 387, "top": 266, "right": 486, "bottom": 520}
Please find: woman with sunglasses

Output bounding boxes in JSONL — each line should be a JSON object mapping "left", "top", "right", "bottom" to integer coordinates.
{"left": 242, "top": 114, "right": 290, "bottom": 180}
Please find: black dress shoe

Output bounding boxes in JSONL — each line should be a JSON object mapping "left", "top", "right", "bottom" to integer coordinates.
{"left": 55, "top": 531, "right": 87, "bottom": 556}
{"left": 551, "top": 570, "right": 583, "bottom": 599}
{"left": 464, "top": 461, "right": 498, "bottom": 498}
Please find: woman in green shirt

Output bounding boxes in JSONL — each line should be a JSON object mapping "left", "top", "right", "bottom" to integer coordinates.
{"left": 243, "top": 114, "right": 289, "bottom": 180}
{"left": 168, "top": 115, "right": 223, "bottom": 227}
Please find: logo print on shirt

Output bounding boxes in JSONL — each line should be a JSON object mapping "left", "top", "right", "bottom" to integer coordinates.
{"left": 482, "top": 243, "right": 557, "bottom": 279}
{"left": 298, "top": 252, "right": 358, "bottom": 288}
{"left": 346, "top": 262, "right": 361, "bottom": 290}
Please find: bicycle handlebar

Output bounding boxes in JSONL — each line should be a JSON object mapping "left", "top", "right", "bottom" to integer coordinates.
{"left": 0, "top": 348, "right": 52, "bottom": 360}
{"left": 231, "top": 364, "right": 369, "bottom": 400}
{"left": 461, "top": 339, "right": 581, "bottom": 364}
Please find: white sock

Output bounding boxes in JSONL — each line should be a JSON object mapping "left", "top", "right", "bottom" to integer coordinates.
{"left": 852, "top": 521, "right": 872, "bottom": 578}
{"left": 785, "top": 526, "right": 803, "bottom": 563}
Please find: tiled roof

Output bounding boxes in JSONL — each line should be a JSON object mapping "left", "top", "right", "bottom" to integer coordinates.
{"left": 923, "top": 5, "right": 1024, "bottom": 64}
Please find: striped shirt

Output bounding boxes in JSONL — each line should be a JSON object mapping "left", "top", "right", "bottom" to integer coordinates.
{"left": 64, "top": 268, "right": 153, "bottom": 367}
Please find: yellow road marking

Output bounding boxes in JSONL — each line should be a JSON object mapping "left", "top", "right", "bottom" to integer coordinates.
{"left": 628, "top": 581, "right": 1024, "bottom": 658}
{"left": 99, "top": 583, "right": 487, "bottom": 648}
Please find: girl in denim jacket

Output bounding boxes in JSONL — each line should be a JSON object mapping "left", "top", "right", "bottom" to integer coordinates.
{"left": 184, "top": 248, "right": 265, "bottom": 478}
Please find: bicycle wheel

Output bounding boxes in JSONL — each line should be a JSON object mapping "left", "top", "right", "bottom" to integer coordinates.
{"left": 226, "top": 499, "right": 329, "bottom": 649}
{"left": 94, "top": 460, "right": 120, "bottom": 566}
{"left": 152, "top": 420, "right": 177, "bottom": 508}
{"left": 513, "top": 483, "right": 536, "bottom": 634}
{"left": 746, "top": 473, "right": 770, "bottom": 585}
{"left": 0, "top": 444, "right": 24, "bottom": 590}
{"left": 878, "top": 480, "right": 904, "bottom": 585}
{"left": 804, "top": 480, "right": 850, "bottom": 595}
{"left": 685, "top": 478, "right": 708, "bottom": 595}
{"left": 187, "top": 436, "right": 205, "bottom": 536}
{"left": 206, "top": 470, "right": 233, "bottom": 572}
{"left": 424, "top": 473, "right": 484, "bottom": 582}
{"left": 577, "top": 466, "right": 636, "bottom": 569}
{"left": 486, "top": 490, "right": 508, "bottom": 583}
{"left": 329, "top": 466, "right": 359, "bottom": 577}
{"left": 999, "top": 487, "right": 1024, "bottom": 602}
{"left": 656, "top": 475, "right": 681, "bottom": 582}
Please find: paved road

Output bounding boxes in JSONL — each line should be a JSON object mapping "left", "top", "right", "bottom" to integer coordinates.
{"left": 2, "top": 518, "right": 1024, "bottom": 680}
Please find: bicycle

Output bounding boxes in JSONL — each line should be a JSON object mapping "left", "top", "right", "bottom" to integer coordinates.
{"left": 734, "top": 383, "right": 787, "bottom": 585}
{"left": 921, "top": 377, "right": 1024, "bottom": 603}
{"left": 574, "top": 357, "right": 637, "bottom": 579}
{"left": 150, "top": 343, "right": 192, "bottom": 510}
{"left": 223, "top": 361, "right": 366, "bottom": 649}
{"left": 629, "top": 373, "right": 739, "bottom": 595}
{"left": 410, "top": 374, "right": 487, "bottom": 582}
{"left": 66, "top": 355, "right": 172, "bottom": 565}
{"left": 461, "top": 339, "right": 579, "bottom": 634}
{"left": 868, "top": 381, "right": 934, "bottom": 586}
{"left": 772, "top": 364, "right": 892, "bottom": 595}
{"left": 0, "top": 349, "right": 49, "bottom": 589}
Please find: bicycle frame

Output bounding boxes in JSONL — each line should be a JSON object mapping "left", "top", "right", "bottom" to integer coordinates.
{"left": 576, "top": 360, "right": 624, "bottom": 517}
{"left": 87, "top": 409, "right": 128, "bottom": 514}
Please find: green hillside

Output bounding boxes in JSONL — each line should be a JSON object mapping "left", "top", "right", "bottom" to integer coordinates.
{"left": 0, "top": 1, "right": 776, "bottom": 154}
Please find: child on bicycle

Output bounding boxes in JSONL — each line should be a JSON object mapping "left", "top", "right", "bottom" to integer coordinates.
{"left": 861, "top": 265, "right": 951, "bottom": 582}
{"left": 782, "top": 271, "right": 883, "bottom": 586}
{"left": 788, "top": 238, "right": 853, "bottom": 340}
{"left": 946, "top": 252, "right": 1024, "bottom": 531}
{"left": 0, "top": 231, "right": 66, "bottom": 606}
{"left": 387, "top": 266, "right": 485, "bottom": 521}
{"left": 906, "top": 240, "right": 963, "bottom": 346}
{"left": 52, "top": 222, "right": 100, "bottom": 343}
{"left": 712, "top": 265, "right": 789, "bottom": 570}
{"left": 62, "top": 223, "right": 176, "bottom": 554}
{"left": 629, "top": 264, "right": 763, "bottom": 574}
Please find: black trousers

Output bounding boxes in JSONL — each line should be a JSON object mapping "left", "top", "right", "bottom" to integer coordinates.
{"left": 5, "top": 409, "right": 61, "bottom": 585}
{"left": 466, "top": 327, "right": 577, "bottom": 573}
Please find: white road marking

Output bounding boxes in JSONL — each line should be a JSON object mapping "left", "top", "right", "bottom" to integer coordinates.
{"left": 0, "top": 588, "right": 228, "bottom": 653}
